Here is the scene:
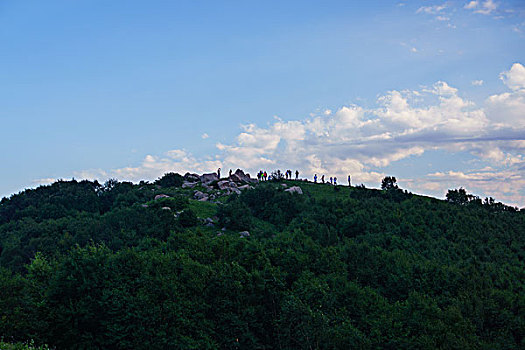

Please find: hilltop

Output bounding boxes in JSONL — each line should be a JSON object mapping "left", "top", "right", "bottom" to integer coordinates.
{"left": 0, "top": 171, "right": 524, "bottom": 349}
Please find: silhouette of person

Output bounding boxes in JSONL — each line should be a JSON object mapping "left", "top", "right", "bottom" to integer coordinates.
{"left": 314, "top": 174, "right": 317, "bottom": 183}
{"left": 348, "top": 175, "right": 351, "bottom": 187}
{"left": 229, "top": 169, "right": 232, "bottom": 178}
{"left": 295, "top": 170, "right": 299, "bottom": 180}
{"left": 334, "top": 177, "right": 337, "bottom": 185}
{"left": 321, "top": 175, "right": 325, "bottom": 183}
{"left": 330, "top": 177, "right": 333, "bottom": 184}
{"left": 217, "top": 168, "right": 221, "bottom": 179}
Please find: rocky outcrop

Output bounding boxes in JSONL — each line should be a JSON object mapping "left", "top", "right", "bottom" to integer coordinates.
{"left": 239, "top": 231, "right": 250, "bottom": 238}
{"left": 184, "top": 172, "right": 200, "bottom": 182}
{"left": 182, "top": 181, "right": 198, "bottom": 189}
{"left": 285, "top": 186, "right": 303, "bottom": 195}
{"left": 231, "top": 169, "right": 255, "bottom": 183}
{"left": 200, "top": 173, "right": 218, "bottom": 184}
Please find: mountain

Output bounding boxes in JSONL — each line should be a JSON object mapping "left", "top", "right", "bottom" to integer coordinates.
{"left": 1, "top": 172, "right": 523, "bottom": 349}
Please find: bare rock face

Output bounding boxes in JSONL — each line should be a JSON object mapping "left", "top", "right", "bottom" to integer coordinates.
{"left": 200, "top": 173, "right": 219, "bottom": 184}
{"left": 154, "top": 194, "right": 170, "bottom": 200}
{"left": 284, "top": 186, "right": 303, "bottom": 195}
{"left": 238, "top": 184, "right": 253, "bottom": 190}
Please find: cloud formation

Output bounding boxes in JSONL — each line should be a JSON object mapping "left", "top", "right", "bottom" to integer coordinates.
{"left": 61, "top": 64, "right": 525, "bottom": 206}
{"left": 464, "top": 0, "right": 498, "bottom": 15}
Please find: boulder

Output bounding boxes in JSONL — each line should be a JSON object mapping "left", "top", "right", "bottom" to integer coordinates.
{"left": 285, "top": 186, "right": 303, "bottom": 195}
{"left": 193, "top": 190, "right": 208, "bottom": 200}
{"left": 200, "top": 173, "right": 219, "bottom": 184}
{"left": 227, "top": 188, "right": 241, "bottom": 195}
{"left": 229, "top": 174, "right": 243, "bottom": 183}
{"left": 281, "top": 183, "right": 288, "bottom": 188}
{"left": 184, "top": 172, "right": 200, "bottom": 182}
{"left": 217, "top": 180, "right": 231, "bottom": 190}
{"left": 154, "top": 194, "right": 170, "bottom": 200}
{"left": 232, "top": 169, "right": 255, "bottom": 183}
{"left": 239, "top": 231, "right": 250, "bottom": 238}
{"left": 161, "top": 207, "right": 171, "bottom": 211}
{"left": 238, "top": 184, "right": 253, "bottom": 190}
{"left": 182, "top": 181, "right": 198, "bottom": 189}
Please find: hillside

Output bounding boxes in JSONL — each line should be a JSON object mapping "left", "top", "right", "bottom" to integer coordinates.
{"left": 0, "top": 172, "right": 524, "bottom": 349}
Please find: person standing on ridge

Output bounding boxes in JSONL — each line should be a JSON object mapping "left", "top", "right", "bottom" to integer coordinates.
{"left": 348, "top": 175, "right": 351, "bottom": 187}
{"left": 330, "top": 177, "right": 333, "bottom": 185}
{"left": 295, "top": 170, "right": 299, "bottom": 180}
{"left": 334, "top": 177, "right": 337, "bottom": 185}
{"left": 321, "top": 175, "right": 325, "bottom": 183}
{"left": 229, "top": 169, "right": 232, "bottom": 178}
{"left": 314, "top": 174, "right": 317, "bottom": 183}
{"left": 217, "top": 168, "right": 221, "bottom": 179}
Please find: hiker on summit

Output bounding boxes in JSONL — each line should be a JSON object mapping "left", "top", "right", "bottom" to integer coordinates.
{"left": 295, "top": 170, "right": 299, "bottom": 180}
{"left": 264, "top": 171, "right": 267, "bottom": 181}
{"left": 217, "top": 168, "right": 221, "bottom": 179}
{"left": 321, "top": 175, "right": 325, "bottom": 183}
{"left": 348, "top": 175, "right": 351, "bottom": 187}
{"left": 229, "top": 169, "right": 232, "bottom": 178}
{"left": 330, "top": 177, "right": 333, "bottom": 185}
{"left": 314, "top": 174, "right": 317, "bottom": 183}
{"left": 334, "top": 177, "right": 337, "bottom": 185}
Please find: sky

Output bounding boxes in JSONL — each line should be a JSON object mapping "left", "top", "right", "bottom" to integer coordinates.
{"left": 1, "top": 0, "right": 525, "bottom": 206}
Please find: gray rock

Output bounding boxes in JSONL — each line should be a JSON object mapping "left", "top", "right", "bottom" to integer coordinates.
{"left": 238, "top": 184, "right": 252, "bottom": 190}
{"left": 281, "top": 183, "right": 288, "bottom": 188}
{"left": 217, "top": 180, "right": 231, "bottom": 190}
{"left": 284, "top": 186, "right": 303, "bottom": 195}
{"left": 141, "top": 204, "right": 149, "bottom": 208}
{"left": 182, "top": 181, "right": 198, "bottom": 189}
{"left": 184, "top": 172, "right": 200, "bottom": 182}
{"left": 200, "top": 173, "right": 219, "bottom": 184}
{"left": 161, "top": 207, "right": 171, "bottom": 210}
{"left": 239, "top": 231, "right": 250, "bottom": 238}
{"left": 193, "top": 190, "right": 208, "bottom": 200}
{"left": 205, "top": 223, "right": 215, "bottom": 227}
{"left": 232, "top": 169, "right": 256, "bottom": 182}
{"left": 154, "top": 194, "right": 170, "bottom": 200}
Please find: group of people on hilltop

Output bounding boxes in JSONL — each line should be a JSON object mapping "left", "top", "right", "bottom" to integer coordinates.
{"left": 257, "top": 171, "right": 268, "bottom": 181}
{"left": 314, "top": 174, "right": 351, "bottom": 186}
{"left": 256, "top": 169, "right": 300, "bottom": 181}
{"left": 284, "top": 170, "right": 299, "bottom": 180}
{"left": 218, "top": 167, "right": 351, "bottom": 187}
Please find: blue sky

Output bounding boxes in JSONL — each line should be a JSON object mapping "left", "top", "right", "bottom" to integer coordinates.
{"left": 1, "top": 0, "right": 525, "bottom": 206}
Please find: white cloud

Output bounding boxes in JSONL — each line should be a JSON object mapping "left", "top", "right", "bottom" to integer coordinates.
{"left": 500, "top": 63, "right": 525, "bottom": 91}
{"left": 472, "top": 80, "right": 484, "bottom": 86}
{"left": 32, "top": 178, "right": 57, "bottom": 185}
{"left": 465, "top": 0, "right": 498, "bottom": 15}
{"left": 201, "top": 133, "right": 209, "bottom": 139}
{"left": 67, "top": 63, "right": 525, "bottom": 205}
{"left": 417, "top": 4, "right": 446, "bottom": 14}
{"left": 486, "top": 64, "right": 525, "bottom": 127}
{"left": 464, "top": 1, "right": 479, "bottom": 10}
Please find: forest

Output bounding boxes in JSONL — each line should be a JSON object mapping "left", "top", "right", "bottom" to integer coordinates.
{"left": 0, "top": 173, "right": 523, "bottom": 349}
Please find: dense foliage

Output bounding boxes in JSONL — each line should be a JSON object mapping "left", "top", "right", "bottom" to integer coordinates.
{"left": 0, "top": 177, "right": 524, "bottom": 349}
